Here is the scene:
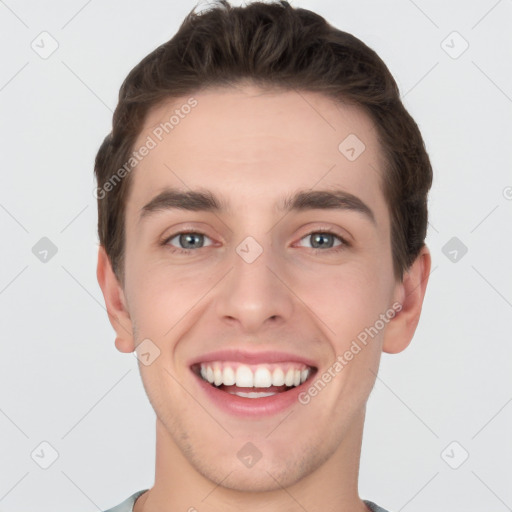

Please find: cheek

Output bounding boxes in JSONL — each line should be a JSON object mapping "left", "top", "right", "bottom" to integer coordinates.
{"left": 291, "top": 257, "right": 394, "bottom": 342}
{"left": 125, "top": 258, "right": 217, "bottom": 338}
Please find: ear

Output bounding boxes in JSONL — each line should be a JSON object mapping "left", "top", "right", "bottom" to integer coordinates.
{"left": 382, "top": 245, "right": 431, "bottom": 354}
{"left": 96, "top": 245, "right": 135, "bottom": 353}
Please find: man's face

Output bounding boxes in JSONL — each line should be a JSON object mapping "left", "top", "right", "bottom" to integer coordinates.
{"left": 121, "top": 85, "right": 402, "bottom": 490}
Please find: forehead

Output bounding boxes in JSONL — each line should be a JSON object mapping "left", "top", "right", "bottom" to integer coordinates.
{"left": 127, "top": 85, "right": 387, "bottom": 224}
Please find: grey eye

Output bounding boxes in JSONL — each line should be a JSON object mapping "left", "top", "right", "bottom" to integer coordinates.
{"left": 298, "top": 232, "right": 343, "bottom": 249}
{"left": 167, "top": 232, "right": 213, "bottom": 250}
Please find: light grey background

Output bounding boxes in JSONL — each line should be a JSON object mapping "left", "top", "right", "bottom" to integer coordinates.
{"left": 1, "top": 0, "right": 511, "bottom": 511}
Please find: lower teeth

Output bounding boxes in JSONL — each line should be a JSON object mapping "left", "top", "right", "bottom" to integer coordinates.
{"left": 228, "top": 391, "right": 277, "bottom": 398}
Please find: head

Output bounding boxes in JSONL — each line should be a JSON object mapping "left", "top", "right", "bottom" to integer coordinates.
{"left": 96, "top": 0, "right": 432, "bottom": 494}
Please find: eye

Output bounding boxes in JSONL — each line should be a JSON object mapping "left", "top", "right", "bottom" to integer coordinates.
{"left": 296, "top": 230, "right": 348, "bottom": 252}
{"left": 163, "top": 231, "right": 214, "bottom": 254}
{"left": 161, "top": 229, "right": 349, "bottom": 256}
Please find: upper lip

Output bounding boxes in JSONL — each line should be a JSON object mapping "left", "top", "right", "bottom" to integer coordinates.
{"left": 189, "top": 349, "right": 318, "bottom": 368}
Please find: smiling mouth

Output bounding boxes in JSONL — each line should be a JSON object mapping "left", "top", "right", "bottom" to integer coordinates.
{"left": 191, "top": 361, "right": 317, "bottom": 398}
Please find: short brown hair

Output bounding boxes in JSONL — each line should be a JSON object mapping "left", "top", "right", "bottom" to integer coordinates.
{"left": 94, "top": 0, "right": 432, "bottom": 284}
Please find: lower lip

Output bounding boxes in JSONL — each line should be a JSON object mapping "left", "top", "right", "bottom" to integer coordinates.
{"left": 192, "top": 371, "right": 312, "bottom": 417}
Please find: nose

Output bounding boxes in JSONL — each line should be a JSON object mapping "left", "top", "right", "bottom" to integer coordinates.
{"left": 214, "top": 237, "right": 295, "bottom": 333}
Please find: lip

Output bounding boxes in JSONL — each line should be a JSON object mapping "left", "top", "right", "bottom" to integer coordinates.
{"left": 192, "top": 366, "right": 317, "bottom": 417}
{"left": 188, "top": 349, "right": 318, "bottom": 368}
{"left": 188, "top": 349, "right": 319, "bottom": 417}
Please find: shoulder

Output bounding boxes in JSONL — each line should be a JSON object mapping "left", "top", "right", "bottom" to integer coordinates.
{"left": 363, "top": 500, "right": 393, "bottom": 512}
{"left": 101, "top": 489, "right": 149, "bottom": 512}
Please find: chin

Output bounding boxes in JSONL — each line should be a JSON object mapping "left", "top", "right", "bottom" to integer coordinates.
{"left": 205, "top": 463, "right": 301, "bottom": 493}
{"left": 191, "top": 443, "right": 322, "bottom": 494}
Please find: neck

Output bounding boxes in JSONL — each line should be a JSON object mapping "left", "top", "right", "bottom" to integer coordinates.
{"left": 135, "top": 410, "right": 369, "bottom": 512}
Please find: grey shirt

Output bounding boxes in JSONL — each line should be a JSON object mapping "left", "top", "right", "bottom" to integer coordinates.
{"left": 102, "top": 489, "right": 391, "bottom": 512}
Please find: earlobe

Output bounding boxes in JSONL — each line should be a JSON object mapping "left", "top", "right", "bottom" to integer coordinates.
{"left": 382, "top": 245, "right": 431, "bottom": 354}
{"left": 96, "top": 245, "right": 135, "bottom": 353}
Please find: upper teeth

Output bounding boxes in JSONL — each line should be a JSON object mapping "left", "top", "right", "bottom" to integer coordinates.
{"left": 198, "top": 362, "right": 311, "bottom": 388}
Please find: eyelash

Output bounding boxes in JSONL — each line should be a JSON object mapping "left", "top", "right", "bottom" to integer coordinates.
{"left": 160, "top": 229, "right": 350, "bottom": 255}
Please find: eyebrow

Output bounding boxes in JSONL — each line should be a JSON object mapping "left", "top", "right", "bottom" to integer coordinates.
{"left": 139, "top": 187, "right": 376, "bottom": 224}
